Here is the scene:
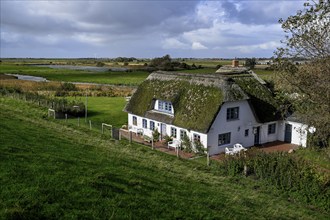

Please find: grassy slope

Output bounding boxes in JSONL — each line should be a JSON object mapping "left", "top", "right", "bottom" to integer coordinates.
{"left": 0, "top": 64, "right": 149, "bottom": 85}
{"left": 0, "top": 97, "right": 328, "bottom": 219}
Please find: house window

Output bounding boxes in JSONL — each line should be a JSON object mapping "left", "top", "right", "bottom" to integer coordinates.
{"left": 245, "top": 129, "right": 249, "bottom": 137}
{"left": 180, "top": 129, "right": 186, "bottom": 139}
{"left": 158, "top": 101, "right": 163, "bottom": 110}
{"left": 193, "top": 133, "right": 201, "bottom": 142}
{"left": 268, "top": 123, "right": 276, "bottom": 134}
{"left": 226, "top": 107, "right": 239, "bottom": 120}
{"left": 157, "top": 100, "right": 173, "bottom": 114}
{"left": 171, "top": 127, "right": 177, "bottom": 138}
{"left": 142, "top": 119, "right": 147, "bottom": 128}
{"left": 218, "top": 132, "right": 231, "bottom": 146}
{"left": 150, "top": 121, "right": 155, "bottom": 130}
{"left": 132, "top": 116, "right": 137, "bottom": 126}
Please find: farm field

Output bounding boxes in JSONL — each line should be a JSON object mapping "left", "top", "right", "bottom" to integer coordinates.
{"left": 0, "top": 63, "right": 149, "bottom": 86}
{"left": 1, "top": 97, "right": 328, "bottom": 219}
{"left": 0, "top": 60, "right": 275, "bottom": 86}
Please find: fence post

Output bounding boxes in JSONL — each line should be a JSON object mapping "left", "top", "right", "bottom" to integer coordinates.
{"left": 177, "top": 148, "right": 179, "bottom": 158}
{"left": 151, "top": 138, "right": 154, "bottom": 150}
{"left": 129, "top": 131, "right": 132, "bottom": 143}
{"left": 119, "top": 130, "right": 121, "bottom": 140}
{"left": 78, "top": 117, "right": 80, "bottom": 126}
{"left": 65, "top": 114, "right": 68, "bottom": 122}
{"left": 111, "top": 127, "right": 113, "bottom": 138}
{"left": 89, "top": 120, "right": 92, "bottom": 130}
{"left": 207, "top": 152, "right": 210, "bottom": 166}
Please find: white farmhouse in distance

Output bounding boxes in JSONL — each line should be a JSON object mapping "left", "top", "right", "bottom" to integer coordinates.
{"left": 124, "top": 63, "right": 309, "bottom": 155}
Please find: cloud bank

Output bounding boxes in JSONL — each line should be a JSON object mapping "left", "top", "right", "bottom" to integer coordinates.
{"left": 0, "top": 0, "right": 305, "bottom": 58}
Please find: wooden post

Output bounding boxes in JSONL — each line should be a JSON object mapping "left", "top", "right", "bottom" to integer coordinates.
{"left": 129, "top": 131, "right": 132, "bottom": 143}
{"left": 119, "top": 130, "right": 121, "bottom": 140}
{"left": 89, "top": 120, "right": 92, "bottom": 130}
{"left": 207, "top": 152, "right": 210, "bottom": 166}
{"left": 111, "top": 127, "right": 113, "bottom": 138}
{"left": 151, "top": 138, "right": 154, "bottom": 150}
{"left": 78, "top": 117, "right": 80, "bottom": 126}
{"left": 243, "top": 165, "right": 248, "bottom": 177}
{"left": 85, "top": 93, "right": 88, "bottom": 122}
{"left": 176, "top": 147, "right": 179, "bottom": 158}
{"left": 65, "top": 114, "right": 68, "bottom": 122}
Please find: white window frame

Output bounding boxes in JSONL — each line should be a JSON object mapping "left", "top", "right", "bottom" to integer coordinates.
{"left": 133, "top": 116, "right": 137, "bottom": 126}
{"left": 150, "top": 121, "right": 155, "bottom": 130}
{"left": 142, "top": 119, "right": 147, "bottom": 129}
{"left": 171, "top": 127, "right": 177, "bottom": 138}
{"left": 226, "top": 107, "right": 239, "bottom": 121}
{"left": 193, "top": 133, "right": 201, "bottom": 142}
{"left": 218, "top": 132, "right": 231, "bottom": 146}
{"left": 268, "top": 123, "right": 276, "bottom": 134}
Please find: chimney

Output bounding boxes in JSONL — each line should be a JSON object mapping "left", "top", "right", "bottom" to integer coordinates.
{"left": 232, "top": 59, "right": 239, "bottom": 67}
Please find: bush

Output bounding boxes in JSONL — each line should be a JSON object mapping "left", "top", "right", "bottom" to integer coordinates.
{"left": 218, "top": 152, "right": 330, "bottom": 211}
{"left": 152, "top": 129, "right": 160, "bottom": 142}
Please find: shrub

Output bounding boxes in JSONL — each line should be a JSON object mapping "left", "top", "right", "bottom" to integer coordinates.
{"left": 152, "top": 129, "right": 160, "bottom": 142}
{"left": 218, "top": 152, "right": 330, "bottom": 211}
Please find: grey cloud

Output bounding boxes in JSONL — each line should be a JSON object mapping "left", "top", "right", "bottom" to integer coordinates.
{"left": 220, "top": 0, "right": 305, "bottom": 25}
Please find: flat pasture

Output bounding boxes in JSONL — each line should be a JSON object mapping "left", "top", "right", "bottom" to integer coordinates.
{"left": 67, "top": 96, "right": 128, "bottom": 128}
{"left": 0, "top": 64, "right": 149, "bottom": 85}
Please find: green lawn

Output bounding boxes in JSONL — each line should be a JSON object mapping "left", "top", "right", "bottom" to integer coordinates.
{"left": 0, "top": 96, "right": 328, "bottom": 219}
{"left": 0, "top": 63, "right": 149, "bottom": 85}
{"left": 67, "top": 96, "right": 128, "bottom": 128}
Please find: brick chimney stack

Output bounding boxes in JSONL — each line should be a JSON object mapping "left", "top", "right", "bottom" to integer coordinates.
{"left": 232, "top": 59, "right": 239, "bottom": 67}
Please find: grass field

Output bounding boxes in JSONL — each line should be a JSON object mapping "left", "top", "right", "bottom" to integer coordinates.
{"left": 67, "top": 96, "right": 128, "bottom": 128}
{"left": 1, "top": 96, "right": 329, "bottom": 219}
{"left": 1, "top": 61, "right": 276, "bottom": 86}
{"left": 0, "top": 64, "right": 149, "bottom": 85}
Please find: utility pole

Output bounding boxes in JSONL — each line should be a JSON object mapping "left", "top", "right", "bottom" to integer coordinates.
{"left": 85, "top": 91, "right": 88, "bottom": 122}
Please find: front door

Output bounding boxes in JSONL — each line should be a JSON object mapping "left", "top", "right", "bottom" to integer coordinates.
{"left": 284, "top": 124, "right": 292, "bottom": 143}
{"left": 254, "top": 127, "right": 260, "bottom": 145}
{"left": 160, "top": 123, "right": 167, "bottom": 139}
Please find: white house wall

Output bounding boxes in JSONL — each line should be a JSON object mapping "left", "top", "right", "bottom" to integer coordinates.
{"left": 278, "top": 120, "right": 308, "bottom": 147}
{"left": 127, "top": 113, "right": 208, "bottom": 149}
{"left": 259, "top": 122, "right": 279, "bottom": 144}
{"left": 207, "top": 100, "right": 258, "bottom": 155}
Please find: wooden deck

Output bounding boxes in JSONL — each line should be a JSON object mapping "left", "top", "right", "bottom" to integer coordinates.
{"left": 119, "top": 129, "right": 195, "bottom": 159}
{"left": 211, "top": 141, "right": 299, "bottom": 160}
{"left": 120, "top": 129, "right": 299, "bottom": 161}
{"left": 258, "top": 141, "right": 299, "bottom": 153}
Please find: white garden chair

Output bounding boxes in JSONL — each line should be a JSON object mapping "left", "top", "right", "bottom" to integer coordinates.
{"left": 168, "top": 140, "right": 181, "bottom": 151}
{"left": 225, "top": 147, "right": 235, "bottom": 155}
{"left": 233, "top": 143, "right": 247, "bottom": 153}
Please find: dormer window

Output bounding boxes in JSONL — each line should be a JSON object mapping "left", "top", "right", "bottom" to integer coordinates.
{"left": 156, "top": 100, "right": 173, "bottom": 114}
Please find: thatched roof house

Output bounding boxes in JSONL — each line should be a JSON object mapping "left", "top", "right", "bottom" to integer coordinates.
{"left": 124, "top": 67, "right": 307, "bottom": 155}
{"left": 125, "top": 70, "right": 280, "bottom": 133}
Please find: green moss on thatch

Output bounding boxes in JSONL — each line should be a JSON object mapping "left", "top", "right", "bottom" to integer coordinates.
{"left": 125, "top": 79, "right": 223, "bottom": 132}
{"left": 233, "top": 76, "right": 280, "bottom": 122}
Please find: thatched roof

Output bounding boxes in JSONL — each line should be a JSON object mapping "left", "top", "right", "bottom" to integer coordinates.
{"left": 125, "top": 71, "right": 280, "bottom": 133}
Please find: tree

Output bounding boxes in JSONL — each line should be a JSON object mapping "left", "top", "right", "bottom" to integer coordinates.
{"left": 275, "top": 0, "right": 330, "bottom": 147}
{"left": 244, "top": 58, "right": 256, "bottom": 69}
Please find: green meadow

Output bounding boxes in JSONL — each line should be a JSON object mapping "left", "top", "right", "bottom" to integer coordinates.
{"left": 67, "top": 96, "right": 128, "bottom": 128}
{"left": 0, "top": 64, "right": 149, "bottom": 85}
{"left": 1, "top": 96, "right": 329, "bottom": 219}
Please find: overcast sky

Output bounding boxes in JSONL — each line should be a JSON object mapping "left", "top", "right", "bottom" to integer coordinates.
{"left": 1, "top": 0, "right": 305, "bottom": 58}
